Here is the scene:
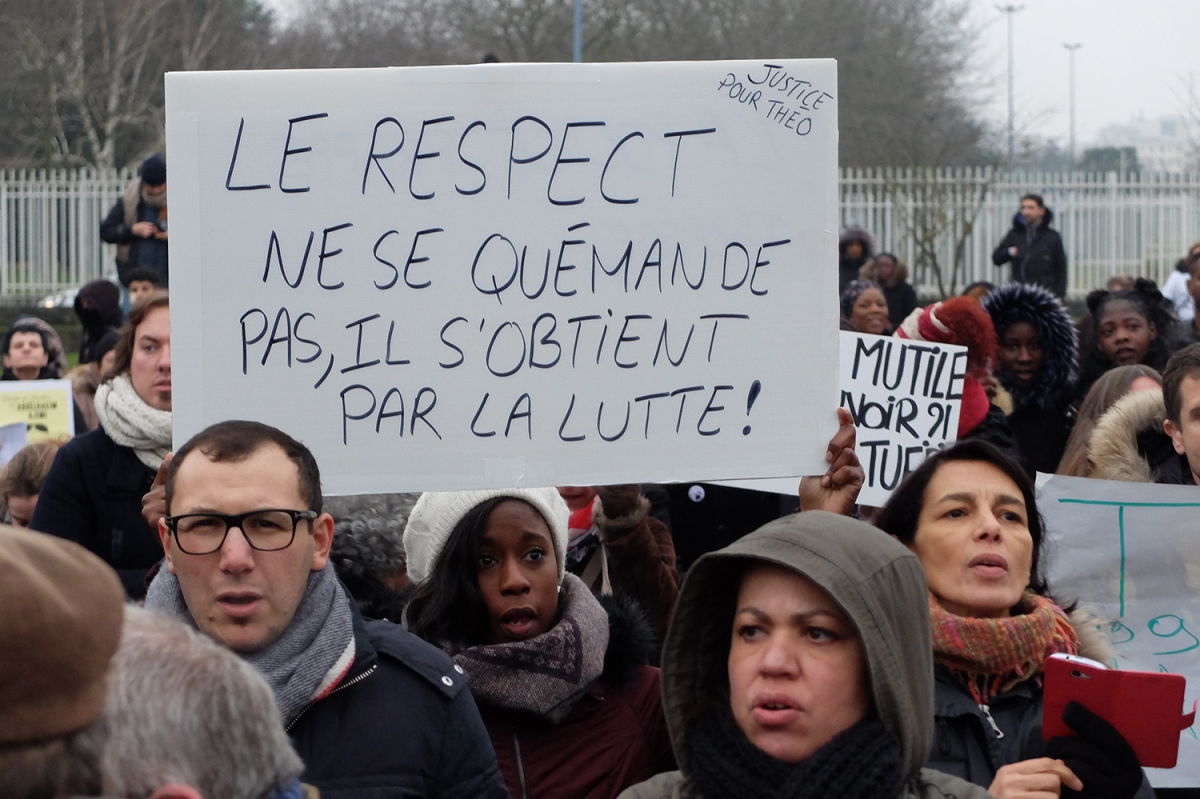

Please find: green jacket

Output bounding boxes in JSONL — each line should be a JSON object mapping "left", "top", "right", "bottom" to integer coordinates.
{"left": 617, "top": 511, "right": 993, "bottom": 799}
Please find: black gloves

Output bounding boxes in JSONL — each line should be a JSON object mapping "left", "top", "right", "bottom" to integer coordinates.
{"left": 1046, "top": 700, "right": 1143, "bottom": 799}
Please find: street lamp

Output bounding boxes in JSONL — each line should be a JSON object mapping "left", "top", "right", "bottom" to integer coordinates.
{"left": 996, "top": 4, "right": 1024, "bottom": 165}
{"left": 1063, "top": 43, "right": 1082, "bottom": 166}
{"left": 574, "top": 0, "right": 582, "bottom": 62}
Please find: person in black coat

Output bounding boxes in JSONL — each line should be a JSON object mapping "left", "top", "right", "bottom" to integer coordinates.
{"left": 838, "top": 226, "right": 874, "bottom": 291}
{"left": 991, "top": 194, "right": 1068, "bottom": 299}
{"left": 74, "top": 279, "right": 124, "bottom": 364}
{"left": 100, "top": 155, "right": 169, "bottom": 287}
{"left": 982, "top": 283, "right": 1078, "bottom": 477}
{"left": 859, "top": 252, "right": 919, "bottom": 330}
{"left": 31, "top": 293, "right": 172, "bottom": 597}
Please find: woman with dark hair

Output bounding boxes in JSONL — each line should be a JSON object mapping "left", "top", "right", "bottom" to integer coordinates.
{"left": 839, "top": 279, "right": 891, "bottom": 335}
{"left": 982, "top": 283, "right": 1078, "bottom": 476}
{"left": 860, "top": 252, "right": 919, "bottom": 330}
{"left": 31, "top": 291, "right": 171, "bottom": 597}
{"left": 1072, "top": 279, "right": 1176, "bottom": 408}
{"left": 618, "top": 511, "right": 991, "bottom": 799}
{"left": 838, "top": 226, "right": 875, "bottom": 291}
{"left": 875, "top": 440, "right": 1149, "bottom": 799}
{"left": 403, "top": 488, "right": 672, "bottom": 799}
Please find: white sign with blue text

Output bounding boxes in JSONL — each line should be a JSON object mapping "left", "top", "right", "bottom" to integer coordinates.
{"left": 167, "top": 60, "right": 840, "bottom": 494}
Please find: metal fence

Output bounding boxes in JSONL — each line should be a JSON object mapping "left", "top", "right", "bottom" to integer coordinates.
{"left": 0, "top": 169, "right": 133, "bottom": 300}
{"left": 4, "top": 167, "right": 1200, "bottom": 300}
{"left": 840, "top": 168, "right": 1200, "bottom": 299}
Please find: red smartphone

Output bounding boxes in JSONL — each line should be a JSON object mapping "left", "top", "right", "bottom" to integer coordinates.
{"left": 1043, "top": 653, "right": 1197, "bottom": 768}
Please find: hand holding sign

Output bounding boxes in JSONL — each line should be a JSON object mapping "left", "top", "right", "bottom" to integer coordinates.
{"left": 798, "top": 408, "right": 863, "bottom": 515}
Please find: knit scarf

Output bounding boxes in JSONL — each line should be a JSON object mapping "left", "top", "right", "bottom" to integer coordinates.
{"left": 685, "top": 706, "right": 905, "bottom": 799}
{"left": 145, "top": 561, "right": 356, "bottom": 725}
{"left": 442, "top": 573, "right": 608, "bottom": 723}
{"left": 929, "top": 591, "right": 1079, "bottom": 704}
{"left": 95, "top": 374, "right": 172, "bottom": 469}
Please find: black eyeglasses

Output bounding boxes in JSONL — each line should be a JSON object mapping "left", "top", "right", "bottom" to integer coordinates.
{"left": 164, "top": 509, "right": 319, "bottom": 555}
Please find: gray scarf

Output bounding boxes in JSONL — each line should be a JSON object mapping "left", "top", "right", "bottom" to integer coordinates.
{"left": 145, "top": 561, "right": 355, "bottom": 724}
{"left": 444, "top": 573, "right": 608, "bottom": 723}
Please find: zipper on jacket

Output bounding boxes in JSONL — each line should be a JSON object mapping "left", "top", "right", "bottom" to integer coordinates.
{"left": 978, "top": 703, "right": 1005, "bottom": 739}
{"left": 285, "top": 663, "right": 378, "bottom": 733}
{"left": 511, "top": 726, "right": 528, "bottom": 799}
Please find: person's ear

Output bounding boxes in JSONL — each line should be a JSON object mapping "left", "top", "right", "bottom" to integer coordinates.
{"left": 158, "top": 517, "right": 176, "bottom": 574}
{"left": 1165, "top": 418, "right": 1187, "bottom": 456}
{"left": 1, "top": 353, "right": 10, "bottom": 370}
{"left": 1149, "top": 321, "right": 1158, "bottom": 340}
{"left": 310, "top": 512, "right": 334, "bottom": 571}
{"left": 148, "top": 783, "right": 204, "bottom": 799}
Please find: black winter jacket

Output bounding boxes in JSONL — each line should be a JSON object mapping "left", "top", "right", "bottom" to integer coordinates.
{"left": 289, "top": 608, "right": 509, "bottom": 799}
{"left": 991, "top": 210, "right": 1068, "bottom": 298}
{"left": 30, "top": 426, "right": 158, "bottom": 598}
{"left": 930, "top": 665, "right": 1157, "bottom": 798}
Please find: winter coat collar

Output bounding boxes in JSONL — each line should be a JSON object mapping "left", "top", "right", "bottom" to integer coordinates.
{"left": 1088, "top": 389, "right": 1166, "bottom": 482}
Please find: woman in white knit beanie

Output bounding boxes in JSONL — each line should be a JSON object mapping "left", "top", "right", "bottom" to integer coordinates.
{"left": 403, "top": 488, "right": 672, "bottom": 799}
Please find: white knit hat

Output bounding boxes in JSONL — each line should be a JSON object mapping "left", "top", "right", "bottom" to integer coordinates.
{"left": 403, "top": 488, "right": 570, "bottom": 585}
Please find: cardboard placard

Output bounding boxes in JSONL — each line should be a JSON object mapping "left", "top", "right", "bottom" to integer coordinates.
{"left": 166, "top": 60, "right": 841, "bottom": 494}
{"left": 839, "top": 332, "right": 965, "bottom": 506}
{"left": 0, "top": 380, "right": 75, "bottom": 443}
{"left": 1040, "top": 474, "right": 1200, "bottom": 787}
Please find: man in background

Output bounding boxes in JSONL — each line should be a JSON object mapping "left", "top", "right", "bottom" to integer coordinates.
{"left": 102, "top": 155, "right": 169, "bottom": 288}
{"left": 992, "top": 193, "right": 1067, "bottom": 299}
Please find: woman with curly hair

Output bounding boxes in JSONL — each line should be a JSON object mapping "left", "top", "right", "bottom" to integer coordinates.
{"left": 982, "top": 283, "right": 1078, "bottom": 476}
{"left": 1071, "top": 279, "right": 1176, "bottom": 409}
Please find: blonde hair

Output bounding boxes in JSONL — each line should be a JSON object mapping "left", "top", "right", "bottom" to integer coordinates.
{"left": 0, "top": 439, "right": 66, "bottom": 501}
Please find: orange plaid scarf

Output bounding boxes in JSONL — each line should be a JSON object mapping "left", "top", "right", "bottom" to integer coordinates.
{"left": 929, "top": 591, "right": 1079, "bottom": 703}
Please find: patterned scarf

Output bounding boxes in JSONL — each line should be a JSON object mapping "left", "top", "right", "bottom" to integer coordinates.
{"left": 929, "top": 591, "right": 1079, "bottom": 703}
{"left": 442, "top": 573, "right": 608, "bottom": 723}
{"left": 145, "top": 561, "right": 356, "bottom": 724}
{"left": 95, "top": 374, "right": 172, "bottom": 469}
{"left": 685, "top": 707, "right": 905, "bottom": 799}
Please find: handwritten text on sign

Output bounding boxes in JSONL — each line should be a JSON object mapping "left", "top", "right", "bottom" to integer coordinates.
{"left": 839, "top": 331, "right": 966, "bottom": 506}
{"left": 1040, "top": 475, "right": 1200, "bottom": 788}
{"left": 167, "top": 61, "right": 841, "bottom": 494}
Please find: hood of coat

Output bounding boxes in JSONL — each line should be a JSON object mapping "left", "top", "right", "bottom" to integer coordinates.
{"left": 982, "top": 282, "right": 1077, "bottom": 410}
{"left": 1088, "top": 387, "right": 1166, "bottom": 482}
{"left": 659, "top": 511, "right": 933, "bottom": 783}
{"left": 839, "top": 226, "right": 875, "bottom": 258}
{"left": 1010, "top": 206, "right": 1055, "bottom": 231}
{"left": 858, "top": 256, "right": 910, "bottom": 289}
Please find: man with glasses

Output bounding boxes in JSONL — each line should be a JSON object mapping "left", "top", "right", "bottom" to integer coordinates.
{"left": 144, "top": 420, "right": 506, "bottom": 799}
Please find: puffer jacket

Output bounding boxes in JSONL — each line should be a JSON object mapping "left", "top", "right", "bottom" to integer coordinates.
{"left": 991, "top": 208, "right": 1068, "bottom": 298}
{"left": 981, "top": 283, "right": 1078, "bottom": 476}
{"left": 1088, "top": 388, "right": 1196, "bottom": 485}
{"left": 617, "top": 512, "right": 992, "bottom": 799}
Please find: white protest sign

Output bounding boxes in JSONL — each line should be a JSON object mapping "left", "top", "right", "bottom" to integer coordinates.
{"left": 167, "top": 61, "right": 840, "bottom": 494}
{"left": 1040, "top": 474, "right": 1200, "bottom": 788}
{"left": 839, "top": 331, "right": 965, "bottom": 506}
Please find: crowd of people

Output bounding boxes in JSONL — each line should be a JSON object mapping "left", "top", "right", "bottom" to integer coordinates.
{"left": 3, "top": 189, "right": 1200, "bottom": 799}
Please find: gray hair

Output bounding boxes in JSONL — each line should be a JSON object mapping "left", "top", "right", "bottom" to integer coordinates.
{"left": 100, "top": 606, "right": 304, "bottom": 799}
{"left": 326, "top": 492, "right": 417, "bottom": 581}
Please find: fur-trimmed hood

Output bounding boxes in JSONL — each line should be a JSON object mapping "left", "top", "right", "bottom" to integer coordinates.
{"left": 982, "top": 283, "right": 1077, "bottom": 410}
{"left": 1087, "top": 388, "right": 1165, "bottom": 482}
{"left": 1068, "top": 606, "right": 1116, "bottom": 665}
{"left": 859, "top": 256, "right": 910, "bottom": 289}
{"left": 839, "top": 225, "right": 875, "bottom": 258}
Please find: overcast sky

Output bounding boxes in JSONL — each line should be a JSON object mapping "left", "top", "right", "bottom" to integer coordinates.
{"left": 260, "top": 0, "right": 1200, "bottom": 147}
{"left": 963, "top": 0, "right": 1200, "bottom": 146}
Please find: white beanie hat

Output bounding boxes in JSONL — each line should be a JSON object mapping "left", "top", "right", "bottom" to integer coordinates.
{"left": 403, "top": 488, "right": 570, "bottom": 585}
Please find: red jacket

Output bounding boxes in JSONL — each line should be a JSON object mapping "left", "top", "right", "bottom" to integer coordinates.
{"left": 482, "top": 663, "right": 673, "bottom": 799}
